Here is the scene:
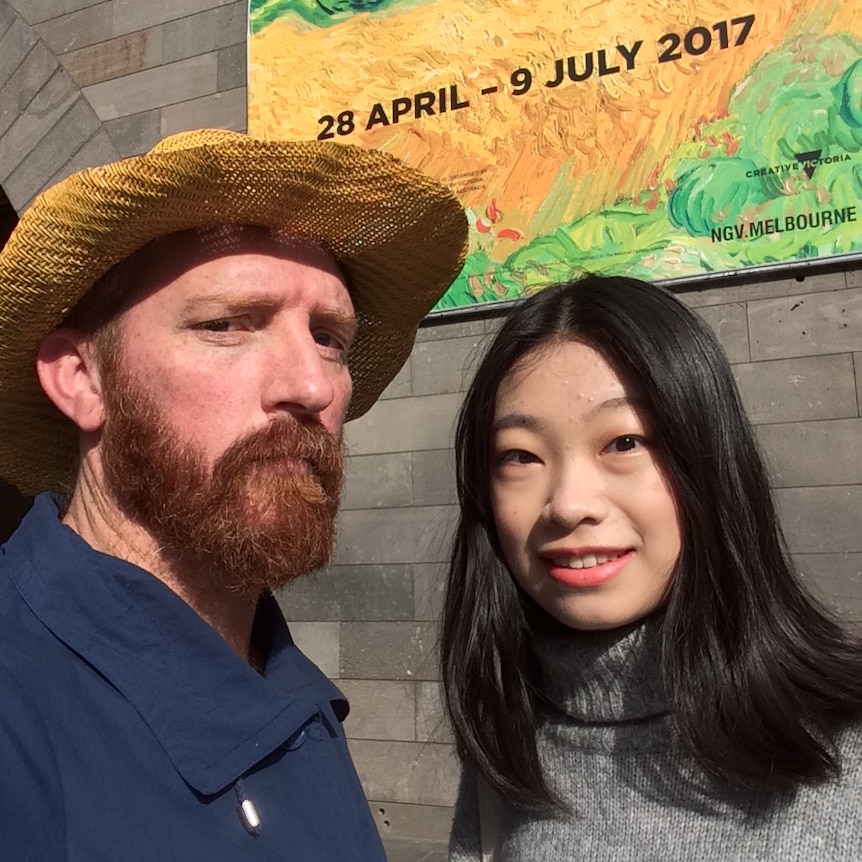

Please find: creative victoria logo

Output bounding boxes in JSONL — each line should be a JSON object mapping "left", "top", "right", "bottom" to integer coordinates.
{"left": 711, "top": 146, "right": 857, "bottom": 243}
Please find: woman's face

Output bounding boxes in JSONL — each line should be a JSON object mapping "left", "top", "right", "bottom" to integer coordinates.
{"left": 489, "top": 340, "right": 682, "bottom": 631}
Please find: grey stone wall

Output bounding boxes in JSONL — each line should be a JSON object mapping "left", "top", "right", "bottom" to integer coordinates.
{"left": 0, "top": 2, "right": 860, "bottom": 858}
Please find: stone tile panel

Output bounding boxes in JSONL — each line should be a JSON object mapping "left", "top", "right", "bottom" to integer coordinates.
{"left": 679, "top": 270, "right": 847, "bottom": 309}
{"left": 416, "top": 681, "right": 453, "bottom": 744}
{"left": 756, "top": 419, "right": 862, "bottom": 488}
{"left": 341, "top": 621, "right": 439, "bottom": 680}
{"left": 732, "top": 354, "right": 857, "bottom": 425}
{"left": 34, "top": 2, "right": 111, "bottom": 55}
{"left": 159, "top": 86, "right": 245, "bottom": 135}
{"left": 342, "top": 452, "right": 412, "bottom": 510}
{"left": 9, "top": 0, "right": 106, "bottom": 26}
{"left": 379, "top": 358, "right": 412, "bottom": 400}
{"left": 216, "top": 42, "right": 246, "bottom": 93}
{"left": 793, "top": 553, "right": 862, "bottom": 625}
{"left": 411, "top": 333, "right": 490, "bottom": 397}
{"left": 110, "top": 0, "right": 226, "bottom": 38}
{"left": 334, "top": 505, "right": 456, "bottom": 566}
{"left": 748, "top": 288, "right": 862, "bottom": 361}
{"left": 277, "top": 564, "right": 413, "bottom": 622}
{"left": 162, "top": 1, "right": 246, "bottom": 63}
{"left": 82, "top": 53, "right": 217, "bottom": 120}
{"left": 61, "top": 27, "right": 164, "bottom": 88}
{"left": 0, "top": 68, "right": 78, "bottom": 181}
{"left": 0, "top": 40, "right": 58, "bottom": 140}
{"left": 349, "top": 739, "right": 459, "bottom": 807}
{"left": 416, "top": 317, "right": 485, "bottom": 343}
{"left": 775, "top": 486, "right": 862, "bottom": 555}
{"left": 40, "top": 127, "right": 119, "bottom": 192}
{"left": 3, "top": 96, "right": 100, "bottom": 208}
{"left": 104, "top": 108, "right": 162, "bottom": 156}
{"left": 854, "top": 353, "right": 861, "bottom": 416}
{"left": 0, "top": 15, "right": 37, "bottom": 86}
{"left": 695, "top": 302, "right": 750, "bottom": 364}
{"left": 344, "top": 392, "right": 462, "bottom": 456}
{"left": 288, "top": 621, "right": 340, "bottom": 679}
{"left": 411, "top": 449, "right": 456, "bottom": 507}
{"left": 413, "top": 562, "right": 447, "bottom": 621}
{"left": 371, "top": 801, "right": 454, "bottom": 842}
{"left": 337, "top": 679, "right": 415, "bottom": 741}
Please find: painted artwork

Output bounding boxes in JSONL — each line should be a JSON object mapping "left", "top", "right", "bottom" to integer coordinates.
{"left": 248, "top": 1, "right": 861, "bottom": 310}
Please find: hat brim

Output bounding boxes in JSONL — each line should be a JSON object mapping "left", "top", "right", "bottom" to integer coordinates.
{"left": 0, "top": 129, "right": 467, "bottom": 494}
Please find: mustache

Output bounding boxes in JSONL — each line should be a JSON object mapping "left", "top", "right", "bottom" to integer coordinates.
{"left": 212, "top": 418, "right": 342, "bottom": 482}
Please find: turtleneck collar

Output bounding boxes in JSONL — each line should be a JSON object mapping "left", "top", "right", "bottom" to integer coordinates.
{"left": 531, "top": 614, "right": 668, "bottom": 724}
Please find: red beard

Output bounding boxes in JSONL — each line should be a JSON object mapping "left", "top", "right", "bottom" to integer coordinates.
{"left": 99, "top": 361, "right": 344, "bottom": 597}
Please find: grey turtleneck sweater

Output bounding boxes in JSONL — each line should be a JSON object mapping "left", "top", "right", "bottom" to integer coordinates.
{"left": 449, "top": 620, "right": 862, "bottom": 861}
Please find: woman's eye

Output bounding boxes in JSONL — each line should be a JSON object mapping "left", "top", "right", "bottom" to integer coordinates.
{"left": 605, "top": 435, "right": 643, "bottom": 453}
{"left": 499, "top": 449, "right": 538, "bottom": 465}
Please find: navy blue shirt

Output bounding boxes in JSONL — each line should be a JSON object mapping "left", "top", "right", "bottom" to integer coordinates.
{"left": 0, "top": 494, "right": 386, "bottom": 862}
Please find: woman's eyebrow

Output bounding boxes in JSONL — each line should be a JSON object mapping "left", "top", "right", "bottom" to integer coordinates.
{"left": 582, "top": 396, "right": 641, "bottom": 421}
{"left": 492, "top": 413, "right": 549, "bottom": 434}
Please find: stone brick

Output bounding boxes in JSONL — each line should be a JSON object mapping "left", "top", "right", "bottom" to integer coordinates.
{"left": 794, "top": 553, "right": 862, "bottom": 624}
{"left": 0, "top": 16, "right": 37, "bottom": 87}
{"left": 381, "top": 836, "right": 447, "bottom": 862}
{"left": 342, "top": 452, "right": 412, "bottom": 510}
{"left": 110, "top": 0, "right": 226, "bottom": 38}
{"left": 162, "top": 1, "right": 246, "bottom": 64}
{"left": 40, "top": 127, "right": 119, "bottom": 192}
{"left": 679, "top": 270, "right": 847, "bottom": 309}
{"left": 344, "top": 392, "right": 462, "bottom": 456}
{"left": 216, "top": 42, "right": 246, "bottom": 93}
{"left": 0, "top": 40, "right": 58, "bottom": 140}
{"left": 2, "top": 96, "right": 100, "bottom": 208}
{"left": 416, "top": 682, "right": 453, "bottom": 744}
{"left": 378, "top": 358, "right": 412, "bottom": 400}
{"left": 82, "top": 53, "right": 217, "bottom": 121}
{"left": 748, "top": 288, "right": 862, "bottom": 361}
{"left": 8, "top": 0, "right": 106, "bottom": 26}
{"left": 104, "top": 109, "right": 162, "bottom": 156}
{"left": 695, "top": 302, "right": 749, "bottom": 364}
{"left": 756, "top": 419, "right": 862, "bottom": 488}
{"left": 413, "top": 562, "right": 447, "bottom": 621}
{"left": 411, "top": 333, "right": 490, "bottom": 397}
{"left": 0, "top": 1, "right": 16, "bottom": 34}
{"left": 341, "top": 621, "right": 439, "bottom": 680}
{"left": 349, "top": 739, "right": 459, "bottom": 806}
{"left": 411, "top": 449, "right": 456, "bottom": 507}
{"left": 337, "top": 680, "right": 415, "bottom": 741}
{"left": 416, "top": 316, "right": 485, "bottom": 343}
{"left": 288, "top": 621, "right": 340, "bottom": 678}
{"left": 61, "top": 27, "right": 164, "bottom": 88}
{"left": 277, "top": 564, "right": 413, "bottom": 622}
{"left": 775, "top": 486, "right": 862, "bottom": 555}
{"left": 855, "top": 353, "right": 862, "bottom": 416}
{"left": 34, "top": 2, "right": 112, "bottom": 55}
{"left": 159, "top": 86, "right": 245, "bottom": 135}
{"left": 847, "top": 268, "right": 861, "bottom": 289}
{"left": 732, "top": 354, "right": 857, "bottom": 425}
{"left": 0, "top": 68, "right": 77, "bottom": 180}
{"left": 334, "top": 505, "right": 455, "bottom": 565}
{"left": 370, "top": 801, "right": 454, "bottom": 842}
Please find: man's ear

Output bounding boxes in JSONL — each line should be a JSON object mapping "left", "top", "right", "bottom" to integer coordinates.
{"left": 36, "top": 328, "right": 107, "bottom": 433}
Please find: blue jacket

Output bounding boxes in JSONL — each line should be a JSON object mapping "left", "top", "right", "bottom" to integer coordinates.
{"left": 0, "top": 494, "right": 386, "bottom": 861}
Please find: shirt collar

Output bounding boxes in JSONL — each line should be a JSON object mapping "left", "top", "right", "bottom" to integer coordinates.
{"left": 5, "top": 494, "right": 347, "bottom": 795}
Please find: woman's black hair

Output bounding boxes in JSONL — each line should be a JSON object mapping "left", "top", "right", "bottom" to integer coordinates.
{"left": 440, "top": 274, "right": 862, "bottom": 809}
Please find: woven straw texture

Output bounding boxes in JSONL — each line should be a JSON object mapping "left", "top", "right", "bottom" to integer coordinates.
{"left": 0, "top": 129, "right": 468, "bottom": 495}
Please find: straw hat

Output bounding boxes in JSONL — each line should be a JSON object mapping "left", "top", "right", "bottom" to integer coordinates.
{"left": 0, "top": 128, "right": 468, "bottom": 495}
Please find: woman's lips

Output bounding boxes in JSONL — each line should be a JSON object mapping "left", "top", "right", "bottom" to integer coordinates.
{"left": 542, "top": 549, "right": 634, "bottom": 588}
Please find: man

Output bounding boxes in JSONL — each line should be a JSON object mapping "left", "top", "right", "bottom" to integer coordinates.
{"left": 0, "top": 129, "right": 467, "bottom": 860}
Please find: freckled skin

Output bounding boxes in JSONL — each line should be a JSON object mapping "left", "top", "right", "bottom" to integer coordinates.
{"left": 490, "top": 341, "right": 682, "bottom": 631}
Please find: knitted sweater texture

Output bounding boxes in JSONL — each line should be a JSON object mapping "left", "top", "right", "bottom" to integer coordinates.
{"left": 448, "top": 620, "right": 862, "bottom": 861}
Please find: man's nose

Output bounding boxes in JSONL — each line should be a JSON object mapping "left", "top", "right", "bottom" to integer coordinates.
{"left": 542, "top": 461, "right": 609, "bottom": 528}
{"left": 263, "top": 331, "right": 338, "bottom": 418}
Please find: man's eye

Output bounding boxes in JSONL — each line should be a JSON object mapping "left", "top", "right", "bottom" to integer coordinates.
{"left": 200, "top": 319, "right": 234, "bottom": 332}
{"left": 605, "top": 435, "right": 644, "bottom": 453}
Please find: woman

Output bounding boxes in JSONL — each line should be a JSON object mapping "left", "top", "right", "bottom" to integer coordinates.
{"left": 441, "top": 275, "right": 862, "bottom": 861}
